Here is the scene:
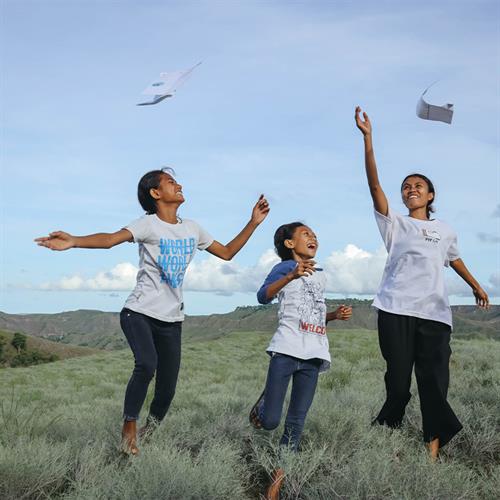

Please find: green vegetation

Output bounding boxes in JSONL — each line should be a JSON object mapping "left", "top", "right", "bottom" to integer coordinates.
{"left": 0, "top": 331, "right": 98, "bottom": 369}
{"left": 0, "top": 330, "right": 498, "bottom": 499}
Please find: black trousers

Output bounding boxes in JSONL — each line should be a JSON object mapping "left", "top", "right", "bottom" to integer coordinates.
{"left": 120, "top": 308, "right": 182, "bottom": 422}
{"left": 375, "top": 310, "right": 462, "bottom": 447}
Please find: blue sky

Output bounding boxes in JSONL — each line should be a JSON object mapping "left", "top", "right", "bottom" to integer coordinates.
{"left": 1, "top": 0, "right": 499, "bottom": 315}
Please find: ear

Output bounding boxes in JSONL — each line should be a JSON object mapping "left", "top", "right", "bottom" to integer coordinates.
{"left": 427, "top": 192, "right": 434, "bottom": 203}
{"left": 284, "top": 239, "right": 294, "bottom": 249}
{"left": 149, "top": 187, "right": 160, "bottom": 201}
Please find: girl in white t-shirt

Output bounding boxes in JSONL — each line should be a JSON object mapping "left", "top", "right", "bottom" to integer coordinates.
{"left": 355, "top": 107, "right": 489, "bottom": 460}
{"left": 36, "top": 167, "right": 269, "bottom": 455}
{"left": 249, "top": 222, "right": 352, "bottom": 498}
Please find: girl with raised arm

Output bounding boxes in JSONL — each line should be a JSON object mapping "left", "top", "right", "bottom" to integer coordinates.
{"left": 354, "top": 107, "right": 489, "bottom": 460}
{"left": 36, "top": 167, "right": 269, "bottom": 455}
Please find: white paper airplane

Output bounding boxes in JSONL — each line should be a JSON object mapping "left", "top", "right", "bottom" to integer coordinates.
{"left": 416, "top": 84, "right": 454, "bottom": 124}
{"left": 137, "top": 62, "right": 202, "bottom": 106}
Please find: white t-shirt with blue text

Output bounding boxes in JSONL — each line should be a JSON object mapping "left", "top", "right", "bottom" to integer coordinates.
{"left": 124, "top": 214, "right": 213, "bottom": 322}
{"left": 373, "top": 207, "right": 460, "bottom": 328}
{"left": 257, "top": 260, "right": 331, "bottom": 372}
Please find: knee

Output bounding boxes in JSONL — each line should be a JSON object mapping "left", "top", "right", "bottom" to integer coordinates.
{"left": 390, "top": 386, "right": 412, "bottom": 404}
{"left": 134, "top": 361, "right": 156, "bottom": 382}
{"left": 261, "top": 415, "right": 281, "bottom": 431}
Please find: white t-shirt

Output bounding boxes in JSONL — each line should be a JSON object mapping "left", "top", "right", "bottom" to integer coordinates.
{"left": 257, "top": 260, "right": 331, "bottom": 372}
{"left": 123, "top": 214, "right": 214, "bottom": 322}
{"left": 373, "top": 207, "right": 460, "bottom": 327}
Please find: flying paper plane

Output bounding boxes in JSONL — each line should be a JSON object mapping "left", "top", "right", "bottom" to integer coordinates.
{"left": 137, "top": 62, "right": 202, "bottom": 106}
{"left": 416, "top": 84, "right": 454, "bottom": 124}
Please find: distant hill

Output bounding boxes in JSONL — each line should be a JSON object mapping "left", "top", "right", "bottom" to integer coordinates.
{"left": 0, "top": 329, "right": 99, "bottom": 368}
{"left": 0, "top": 300, "right": 498, "bottom": 350}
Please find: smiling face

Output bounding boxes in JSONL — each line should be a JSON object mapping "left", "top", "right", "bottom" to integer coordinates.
{"left": 285, "top": 225, "right": 318, "bottom": 260}
{"left": 151, "top": 173, "right": 185, "bottom": 205}
{"left": 401, "top": 175, "right": 434, "bottom": 214}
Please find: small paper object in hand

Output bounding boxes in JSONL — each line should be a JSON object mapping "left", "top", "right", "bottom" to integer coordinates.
{"left": 416, "top": 84, "right": 454, "bottom": 124}
{"left": 137, "top": 62, "right": 202, "bottom": 106}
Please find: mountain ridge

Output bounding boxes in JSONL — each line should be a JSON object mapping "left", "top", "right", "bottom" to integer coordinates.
{"left": 1, "top": 299, "right": 498, "bottom": 350}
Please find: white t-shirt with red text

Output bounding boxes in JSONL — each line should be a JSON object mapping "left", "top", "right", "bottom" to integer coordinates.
{"left": 257, "top": 260, "right": 331, "bottom": 372}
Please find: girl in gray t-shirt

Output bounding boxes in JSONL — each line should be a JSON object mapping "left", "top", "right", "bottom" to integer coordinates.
{"left": 36, "top": 167, "right": 269, "bottom": 455}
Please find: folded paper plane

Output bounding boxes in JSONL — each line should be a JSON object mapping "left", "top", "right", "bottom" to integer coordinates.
{"left": 137, "top": 62, "right": 201, "bottom": 106}
{"left": 416, "top": 84, "right": 454, "bottom": 124}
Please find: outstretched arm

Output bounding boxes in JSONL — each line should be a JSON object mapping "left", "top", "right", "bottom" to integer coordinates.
{"left": 35, "top": 229, "right": 133, "bottom": 250}
{"left": 355, "top": 106, "right": 388, "bottom": 216}
{"left": 449, "top": 259, "right": 489, "bottom": 309}
{"left": 206, "top": 195, "right": 270, "bottom": 261}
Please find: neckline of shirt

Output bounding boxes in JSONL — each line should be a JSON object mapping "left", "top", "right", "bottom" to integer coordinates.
{"left": 153, "top": 214, "right": 183, "bottom": 226}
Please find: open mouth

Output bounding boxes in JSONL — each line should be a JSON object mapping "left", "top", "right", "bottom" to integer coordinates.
{"left": 307, "top": 243, "right": 317, "bottom": 250}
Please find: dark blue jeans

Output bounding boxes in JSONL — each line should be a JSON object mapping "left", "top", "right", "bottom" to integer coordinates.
{"left": 259, "top": 353, "right": 321, "bottom": 451}
{"left": 120, "top": 308, "right": 182, "bottom": 422}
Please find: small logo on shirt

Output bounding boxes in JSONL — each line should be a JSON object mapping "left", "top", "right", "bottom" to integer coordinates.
{"left": 422, "top": 229, "right": 441, "bottom": 244}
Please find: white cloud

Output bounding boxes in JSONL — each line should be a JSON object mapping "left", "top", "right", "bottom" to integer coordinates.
{"left": 183, "top": 249, "right": 279, "bottom": 293}
{"left": 35, "top": 245, "right": 387, "bottom": 295}
{"left": 323, "top": 244, "right": 387, "bottom": 294}
{"left": 32, "top": 246, "right": 500, "bottom": 301}
{"left": 40, "top": 262, "right": 137, "bottom": 291}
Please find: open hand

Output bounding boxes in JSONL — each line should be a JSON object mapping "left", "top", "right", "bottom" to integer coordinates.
{"left": 473, "top": 287, "right": 489, "bottom": 309}
{"left": 34, "top": 231, "right": 75, "bottom": 251}
{"left": 251, "top": 194, "right": 270, "bottom": 225}
{"left": 355, "top": 106, "right": 372, "bottom": 136}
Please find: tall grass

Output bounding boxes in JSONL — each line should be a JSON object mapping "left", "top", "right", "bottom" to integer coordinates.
{"left": 0, "top": 330, "right": 498, "bottom": 499}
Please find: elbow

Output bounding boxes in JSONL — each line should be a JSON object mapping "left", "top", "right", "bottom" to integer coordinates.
{"left": 257, "top": 289, "right": 269, "bottom": 305}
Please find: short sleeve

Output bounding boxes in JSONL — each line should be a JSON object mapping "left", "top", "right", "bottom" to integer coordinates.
{"left": 257, "top": 260, "right": 297, "bottom": 304}
{"left": 445, "top": 232, "right": 460, "bottom": 267}
{"left": 194, "top": 222, "right": 214, "bottom": 251}
{"left": 124, "top": 216, "right": 152, "bottom": 244}
{"left": 374, "top": 206, "right": 398, "bottom": 252}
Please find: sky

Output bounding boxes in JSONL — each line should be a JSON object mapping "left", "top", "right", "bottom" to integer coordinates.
{"left": 1, "top": 0, "right": 499, "bottom": 316}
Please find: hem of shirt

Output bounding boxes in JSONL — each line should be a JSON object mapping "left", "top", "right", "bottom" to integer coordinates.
{"left": 123, "top": 304, "right": 185, "bottom": 323}
{"left": 265, "top": 348, "right": 331, "bottom": 372}
{"left": 372, "top": 303, "right": 453, "bottom": 329}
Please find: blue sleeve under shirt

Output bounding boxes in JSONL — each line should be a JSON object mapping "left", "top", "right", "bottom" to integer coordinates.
{"left": 257, "top": 260, "right": 297, "bottom": 304}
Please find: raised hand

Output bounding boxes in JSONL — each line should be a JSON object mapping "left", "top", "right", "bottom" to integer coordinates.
{"left": 290, "top": 260, "right": 316, "bottom": 279}
{"left": 34, "top": 231, "right": 76, "bottom": 251}
{"left": 355, "top": 106, "right": 372, "bottom": 136}
{"left": 251, "top": 194, "right": 270, "bottom": 225}
{"left": 473, "top": 287, "right": 489, "bottom": 309}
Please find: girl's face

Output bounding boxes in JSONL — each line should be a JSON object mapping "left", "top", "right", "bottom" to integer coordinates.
{"left": 401, "top": 176, "right": 433, "bottom": 212}
{"left": 152, "top": 173, "right": 184, "bottom": 204}
{"left": 286, "top": 226, "right": 318, "bottom": 260}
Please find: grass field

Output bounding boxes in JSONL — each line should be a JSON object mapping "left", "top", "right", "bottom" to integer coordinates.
{"left": 0, "top": 329, "right": 498, "bottom": 499}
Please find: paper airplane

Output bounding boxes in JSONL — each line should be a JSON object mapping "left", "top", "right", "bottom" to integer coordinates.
{"left": 416, "top": 84, "right": 454, "bottom": 124}
{"left": 137, "top": 62, "right": 202, "bottom": 106}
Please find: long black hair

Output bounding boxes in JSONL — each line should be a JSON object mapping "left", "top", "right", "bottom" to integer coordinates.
{"left": 274, "top": 222, "right": 305, "bottom": 261}
{"left": 137, "top": 167, "right": 176, "bottom": 214}
{"left": 401, "top": 173, "right": 435, "bottom": 219}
